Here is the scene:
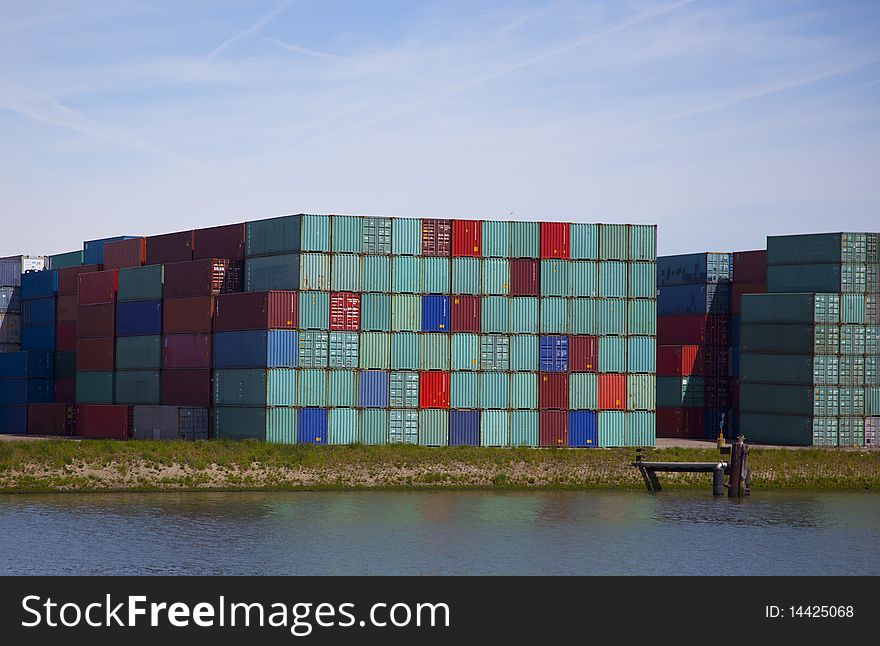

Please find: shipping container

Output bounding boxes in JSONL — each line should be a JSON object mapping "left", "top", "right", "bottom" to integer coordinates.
{"left": 658, "top": 283, "right": 731, "bottom": 316}
{"left": 656, "top": 407, "right": 704, "bottom": 438}
{"left": 161, "top": 369, "right": 212, "bottom": 406}
{"left": 597, "top": 298, "right": 625, "bottom": 335}
{"left": 422, "top": 295, "right": 450, "bottom": 332}
{"left": 450, "top": 295, "right": 481, "bottom": 333}
{"left": 627, "top": 336, "right": 655, "bottom": 373}
{"left": 479, "top": 372, "right": 509, "bottom": 408}
{"left": 480, "top": 334, "right": 510, "bottom": 371}
{"left": 245, "top": 254, "right": 299, "bottom": 292}
{"left": 54, "top": 379, "right": 76, "bottom": 404}
{"left": 509, "top": 334, "right": 538, "bottom": 372}
{"left": 328, "top": 331, "right": 358, "bottom": 368}
{"left": 569, "top": 373, "right": 597, "bottom": 410}
{"left": 541, "top": 259, "right": 568, "bottom": 297}
{"left": 657, "top": 314, "right": 727, "bottom": 345}
{"left": 389, "top": 372, "right": 419, "bottom": 408}
{"left": 510, "top": 221, "right": 539, "bottom": 259}
{"left": 0, "top": 378, "right": 52, "bottom": 405}
{"left": 627, "top": 374, "right": 655, "bottom": 411}
{"left": 359, "top": 409, "right": 388, "bottom": 444}
{"left": 392, "top": 256, "right": 420, "bottom": 293}
{"left": 298, "top": 292, "right": 329, "bottom": 330}
{"left": 420, "top": 219, "right": 451, "bottom": 256}
{"left": 358, "top": 371, "right": 388, "bottom": 408}
{"left": 331, "top": 253, "right": 361, "bottom": 292}
{"left": 510, "top": 297, "right": 539, "bottom": 333}
{"left": 598, "top": 335, "right": 626, "bottom": 373}
{"left": 214, "top": 407, "right": 296, "bottom": 442}
{"left": 658, "top": 252, "right": 732, "bottom": 287}
{"left": 20, "top": 272, "right": 56, "bottom": 306}
{"left": 450, "top": 372, "right": 479, "bottom": 408}
{"left": 358, "top": 293, "right": 389, "bottom": 332}
{"left": 48, "top": 250, "right": 83, "bottom": 270}
{"left": 246, "top": 214, "right": 301, "bottom": 258}
{"left": 733, "top": 250, "right": 767, "bottom": 282}
{"left": 451, "top": 333, "right": 479, "bottom": 371}
{"left": 56, "top": 264, "right": 101, "bottom": 295}
{"left": 510, "top": 259, "right": 539, "bottom": 296}
{"left": 449, "top": 410, "right": 480, "bottom": 446}
{"left": 480, "top": 220, "right": 510, "bottom": 258}
{"left": 53, "top": 351, "right": 76, "bottom": 380}
{"left": 452, "top": 258, "right": 481, "bottom": 295}
{"left": 329, "top": 292, "right": 361, "bottom": 331}
{"left": 299, "top": 253, "right": 331, "bottom": 291}
{"left": 117, "top": 264, "right": 163, "bottom": 302}
{"left": 510, "top": 410, "right": 539, "bottom": 446}
{"left": 103, "top": 237, "right": 146, "bottom": 270}
{"left": 331, "top": 215, "right": 362, "bottom": 253}
{"left": 541, "top": 222, "right": 570, "bottom": 259}
{"left": 481, "top": 410, "right": 509, "bottom": 446}
{"left": 213, "top": 330, "right": 298, "bottom": 368}
{"left": 76, "top": 338, "right": 115, "bottom": 371}
{"left": 539, "top": 410, "right": 568, "bottom": 446}
{"left": 482, "top": 258, "right": 510, "bottom": 295}
{"left": 362, "top": 217, "right": 392, "bottom": 255}
{"left": 27, "top": 403, "right": 73, "bottom": 436}
{"left": 116, "top": 299, "right": 162, "bottom": 337}
{"left": 569, "top": 335, "right": 598, "bottom": 372}
{"left": 0, "top": 406, "right": 27, "bottom": 434}
{"left": 214, "top": 368, "right": 297, "bottom": 407}
{"left": 418, "top": 409, "right": 448, "bottom": 445}
{"left": 421, "top": 257, "right": 450, "bottom": 294}
{"left": 390, "top": 294, "right": 419, "bottom": 332}
{"left": 598, "top": 373, "right": 626, "bottom": 410}
{"left": 0, "top": 287, "right": 21, "bottom": 315}
{"left": 77, "top": 269, "right": 117, "bottom": 305}
{"left": 627, "top": 299, "right": 656, "bottom": 336}
{"left": 116, "top": 335, "right": 162, "bottom": 371}
{"left": 132, "top": 405, "right": 179, "bottom": 440}
{"left": 76, "top": 303, "right": 114, "bottom": 339}
{"left": 569, "top": 410, "right": 598, "bottom": 447}
{"left": 598, "top": 411, "right": 626, "bottom": 447}
{"left": 539, "top": 335, "right": 568, "bottom": 372}
{"left": 362, "top": 255, "right": 391, "bottom": 293}
{"left": 145, "top": 231, "right": 194, "bottom": 265}
{"left": 391, "top": 332, "right": 419, "bottom": 370}
{"left": 328, "top": 408, "right": 357, "bottom": 445}
{"left": 539, "top": 372, "right": 568, "bottom": 409}
{"left": 162, "top": 296, "right": 213, "bottom": 334}
{"left": 75, "top": 371, "right": 114, "bottom": 404}
{"left": 193, "top": 223, "right": 246, "bottom": 260}
{"left": 389, "top": 409, "right": 419, "bottom": 443}
{"left": 420, "top": 371, "right": 450, "bottom": 408}
{"left": 629, "top": 225, "right": 656, "bottom": 261}
{"left": 452, "top": 220, "right": 482, "bottom": 257}
{"left": 300, "top": 215, "right": 331, "bottom": 253}
{"left": 731, "top": 281, "right": 766, "bottom": 314}
{"left": 419, "top": 333, "right": 449, "bottom": 370}
{"left": 360, "top": 332, "right": 390, "bottom": 369}
{"left": 768, "top": 263, "right": 866, "bottom": 293}
{"left": 76, "top": 404, "right": 130, "bottom": 439}
{"left": 628, "top": 262, "right": 656, "bottom": 299}
{"left": 0, "top": 351, "right": 53, "bottom": 379}
{"left": 115, "top": 371, "right": 161, "bottom": 405}
{"left": 392, "top": 218, "right": 422, "bottom": 256}
{"left": 163, "top": 333, "right": 212, "bottom": 369}
{"left": 598, "top": 224, "right": 628, "bottom": 261}
{"left": 327, "top": 370, "right": 357, "bottom": 407}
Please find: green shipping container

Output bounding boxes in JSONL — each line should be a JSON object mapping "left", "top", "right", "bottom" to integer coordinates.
{"left": 390, "top": 371, "right": 419, "bottom": 408}
{"left": 740, "top": 353, "right": 825, "bottom": 385}
{"left": 840, "top": 325, "right": 866, "bottom": 355}
{"left": 767, "top": 232, "right": 866, "bottom": 265}
{"left": 510, "top": 372, "right": 538, "bottom": 409}
{"left": 483, "top": 296, "right": 510, "bottom": 333}
{"left": 627, "top": 336, "right": 656, "bottom": 373}
{"left": 510, "top": 298, "right": 539, "bottom": 333}
{"left": 362, "top": 255, "right": 391, "bottom": 292}
{"left": 838, "top": 355, "right": 863, "bottom": 386}
{"left": 451, "top": 372, "right": 478, "bottom": 408}
{"left": 628, "top": 262, "right": 656, "bottom": 299}
{"left": 656, "top": 376, "right": 683, "bottom": 407}
{"left": 599, "top": 336, "right": 626, "bottom": 373}
{"left": 866, "top": 387, "right": 880, "bottom": 415}
{"left": 214, "top": 369, "right": 297, "bottom": 406}
{"left": 740, "top": 323, "right": 839, "bottom": 355}
{"left": 540, "top": 297, "right": 568, "bottom": 334}
{"left": 358, "top": 409, "right": 388, "bottom": 444}
{"left": 570, "top": 224, "right": 598, "bottom": 260}
{"left": 300, "top": 253, "right": 330, "bottom": 291}
{"left": 361, "top": 217, "right": 391, "bottom": 254}
{"left": 300, "top": 214, "right": 330, "bottom": 252}
{"left": 598, "top": 411, "right": 626, "bottom": 447}
{"left": 418, "top": 410, "right": 448, "bottom": 446}
{"left": 570, "top": 261, "right": 598, "bottom": 297}
{"left": 510, "top": 411, "right": 539, "bottom": 446}
{"left": 628, "top": 225, "right": 656, "bottom": 261}
{"left": 599, "top": 224, "right": 628, "bottom": 261}
{"left": 509, "top": 334, "right": 538, "bottom": 371}
{"left": 298, "top": 331, "right": 329, "bottom": 368}
{"left": 598, "top": 261, "right": 627, "bottom": 298}
{"left": 627, "top": 299, "right": 656, "bottom": 335}
{"left": 116, "top": 336, "right": 162, "bottom": 370}
{"left": 867, "top": 356, "right": 879, "bottom": 386}
{"left": 739, "top": 412, "right": 812, "bottom": 446}
{"left": 812, "top": 417, "right": 838, "bottom": 447}
{"left": 598, "top": 298, "right": 626, "bottom": 335}
{"left": 299, "top": 292, "right": 330, "bottom": 330}
{"left": 481, "top": 410, "right": 509, "bottom": 446}
{"left": 480, "top": 372, "right": 509, "bottom": 408}
{"left": 118, "top": 264, "right": 164, "bottom": 302}
{"left": 741, "top": 292, "right": 840, "bottom": 324}
{"left": 510, "top": 221, "right": 539, "bottom": 258}
{"left": 569, "top": 373, "right": 597, "bottom": 410}
{"left": 328, "top": 408, "right": 358, "bottom": 444}
{"left": 482, "top": 220, "right": 510, "bottom": 258}
{"left": 482, "top": 258, "right": 510, "bottom": 295}
{"left": 419, "top": 333, "right": 449, "bottom": 370}
{"left": 541, "top": 260, "right": 569, "bottom": 297}
{"left": 767, "top": 263, "right": 866, "bottom": 293}
{"left": 76, "top": 371, "right": 114, "bottom": 404}
{"left": 266, "top": 407, "right": 298, "bottom": 443}
{"left": 421, "top": 257, "right": 450, "bottom": 294}
{"left": 390, "top": 409, "right": 419, "bottom": 443}
{"left": 328, "top": 332, "right": 358, "bottom": 369}
{"left": 328, "top": 370, "right": 357, "bottom": 407}
{"left": 246, "top": 214, "right": 300, "bottom": 257}
{"left": 838, "top": 416, "right": 865, "bottom": 447}
{"left": 392, "top": 217, "right": 421, "bottom": 256}
{"left": 392, "top": 256, "right": 420, "bottom": 293}
{"left": 297, "top": 369, "right": 327, "bottom": 407}
{"left": 245, "top": 254, "right": 299, "bottom": 291}
{"left": 739, "top": 382, "right": 837, "bottom": 416}
{"left": 49, "top": 250, "right": 83, "bottom": 270}
{"left": 452, "top": 258, "right": 481, "bottom": 294}
{"left": 391, "top": 332, "right": 419, "bottom": 369}
{"left": 682, "top": 376, "right": 704, "bottom": 407}
{"left": 212, "top": 407, "right": 276, "bottom": 441}
{"left": 626, "top": 374, "right": 655, "bottom": 411}
{"left": 362, "top": 293, "right": 391, "bottom": 331}
{"left": 867, "top": 326, "right": 880, "bottom": 355}
{"left": 361, "top": 332, "right": 390, "bottom": 369}
{"left": 480, "top": 334, "right": 510, "bottom": 371}
{"left": 331, "top": 254, "right": 361, "bottom": 291}
{"left": 841, "top": 294, "right": 866, "bottom": 324}
{"left": 451, "top": 334, "right": 480, "bottom": 371}
{"left": 625, "top": 411, "right": 655, "bottom": 446}
{"left": 569, "top": 298, "right": 598, "bottom": 334}
{"left": 115, "top": 370, "right": 161, "bottom": 405}
{"left": 391, "top": 294, "right": 420, "bottom": 332}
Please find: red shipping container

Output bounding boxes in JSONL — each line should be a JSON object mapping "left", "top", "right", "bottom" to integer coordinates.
{"left": 539, "top": 410, "right": 569, "bottom": 447}
{"left": 57, "top": 264, "right": 102, "bottom": 295}
{"left": 540, "top": 222, "right": 571, "bottom": 259}
{"left": 146, "top": 230, "right": 194, "bottom": 265}
{"left": 76, "top": 338, "right": 115, "bottom": 371}
{"left": 703, "top": 346, "right": 729, "bottom": 377}
{"left": 451, "top": 220, "right": 481, "bottom": 257}
{"left": 193, "top": 223, "right": 246, "bottom": 260}
{"left": 450, "top": 295, "right": 481, "bottom": 332}
{"left": 103, "top": 237, "right": 146, "bottom": 270}
{"left": 163, "top": 296, "right": 214, "bottom": 333}
{"left": 598, "top": 374, "right": 626, "bottom": 410}
{"left": 213, "top": 291, "right": 298, "bottom": 331}
{"left": 733, "top": 250, "right": 767, "bottom": 283}
{"left": 77, "top": 303, "right": 116, "bottom": 338}
{"left": 162, "top": 369, "right": 212, "bottom": 406}
{"left": 329, "top": 292, "right": 361, "bottom": 331}
{"left": 421, "top": 219, "right": 451, "bottom": 256}
{"left": 27, "top": 403, "right": 74, "bottom": 436}
{"left": 56, "top": 293, "right": 78, "bottom": 322}
{"left": 77, "top": 269, "right": 118, "bottom": 305}
{"left": 657, "top": 315, "right": 728, "bottom": 346}
{"left": 732, "top": 281, "right": 767, "bottom": 314}
{"left": 164, "top": 259, "right": 236, "bottom": 298}
{"left": 55, "top": 322, "right": 77, "bottom": 351}
{"left": 657, "top": 345, "right": 702, "bottom": 376}
{"left": 419, "top": 371, "right": 450, "bottom": 408}
{"left": 163, "top": 333, "right": 212, "bottom": 369}
{"left": 54, "top": 379, "right": 76, "bottom": 404}
{"left": 510, "top": 259, "right": 539, "bottom": 296}
{"left": 656, "top": 407, "right": 704, "bottom": 439}
{"left": 539, "top": 373, "right": 569, "bottom": 409}
{"left": 76, "top": 405, "right": 131, "bottom": 440}
{"left": 569, "top": 335, "right": 598, "bottom": 372}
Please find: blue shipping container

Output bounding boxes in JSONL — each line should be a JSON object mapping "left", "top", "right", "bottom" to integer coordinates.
{"left": 539, "top": 335, "right": 569, "bottom": 372}
{"left": 21, "top": 325, "right": 55, "bottom": 352}
{"left": 449, "top": 410, "right": 480, "bottom": 446}
{"left": 0, "top": 351, "right": 54, "bottom": 380}
{"left": 422, "top": 295, "right": 450, "bottom": 332}
{"left": 360, "top": 371, "right": 389, "bottom": 408}
{"left": 658, "top": 283, "right": 731, "bottom": 316}
{"left": 569, "top": 410, "right": 598, "bottom": 447}
{"left": 0, "top": 406, "right": 27, "bottom": 434}
{"left": 213, "top": 330, "right": 299, "bottom": 368}
{"left": 297, "top": 408, "right": 328, "bottom": 445}
{"left": 22, "top": 297, "right": 56, "bottom": 326}
{"left": 730, "top": 315, "right": 740, "bottom": 347}
{"left": 83, "top": 236, "right": 136, "bottom": 265}
{"left": 704, "top": 408, "right": 729, "bottom": 439}
{"left": 20, "top": 270, "right": 57, "bottom": 300}
{"left": 658, "top": 252, "right": 732, "bottom": 287}
{"left": 0, "top": 379, "right": 53, "bottom": 405}
{"left": 116, "top": 300, "right": 163, "bottom": 337}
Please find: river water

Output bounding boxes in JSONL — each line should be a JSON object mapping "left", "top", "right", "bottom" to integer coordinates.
{"left": 0, "top": 491, "right": 877, "bottom": 575}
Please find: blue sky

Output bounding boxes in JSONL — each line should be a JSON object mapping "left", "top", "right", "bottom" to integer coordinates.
{"left": 1, "top": 0, "right": 878, "bottom": 255}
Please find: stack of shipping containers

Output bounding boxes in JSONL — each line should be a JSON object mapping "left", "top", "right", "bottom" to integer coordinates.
{"left": 729, "top": 250, "right": 767, "bottom": 435}
{"left": 656, "top": 253, "right": 732, "bottom": 439}
{"left": 739, "top": 232, "right": 880, "bottom": 446}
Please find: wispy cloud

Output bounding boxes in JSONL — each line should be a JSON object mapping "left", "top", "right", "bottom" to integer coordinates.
{"left": 207, "top": 0, "right": 296, "bottom": 60}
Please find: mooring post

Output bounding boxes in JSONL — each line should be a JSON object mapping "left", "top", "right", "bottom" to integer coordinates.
{"left": 712, "top": 465, "right": 725, "bottom": 496}
{"left": 728, "top": 435, "right": 744, "bottom": 498}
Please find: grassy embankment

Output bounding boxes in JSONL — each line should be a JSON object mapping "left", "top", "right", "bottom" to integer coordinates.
{"left": 1, "top": 440, "right": 878, "bottom": 492}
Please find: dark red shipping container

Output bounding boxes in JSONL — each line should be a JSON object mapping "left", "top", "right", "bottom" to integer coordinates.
{"left": 539, "top": 410, "right": 569, "bottom": 447}
{"left": 421, "top": 219, "right": 451, "bottom": 256}
{"left": 656, "top": 407, "right": 704, "bottom": 439}
{"left": 656, "top": 345, "right": 702, "bottom": 376}
{"left": 57, "top": 264, "right": 102, "bottom": 295}
{"left": 146, "top": 230, "right": 194, "bottom": 265}
{"left": 213, "top": 291, "right": 298, "bottom": 331}
{"left": 163, "top": 333, "right": 212, "bottom": 369}
{"left": 161, "top": 369, "right": 212, "bottom": 406}
{"left": 733, "top": 250, "right": 767, "bottom": 283}
{"left": 419, "top": 371, "right": 450, "bottom": 408}
{"left": 76, "top": 338, "right": 115, "bottom": 371}
{"left": 539, "top": 373, "right": 569, "bottom": 409}
{"left": 164, "top": 258, "right": 238, "bottom": 298}
{"left": 597, "top": 373, "right": 626, "bottom": 410}
{"left": 569, "top": 335, "right": 598, "bottom": 372}
{"left": 102, "top": 237, "right": 146, "bottom": 270}
{"left": 451, "top": 220, "right": 481, "bottom": 257}
{"left": 657, "top": 315, "right": 728, "bottom": 346}
{"left": 27, "top": 403, "right": 74, "bottom": 436}
{"left": 76, "top": 303, "right": 116, "bottom": 338}
{"left": 76, "top": 405, "right": 131, "bottom": 440}
{"left": 329, "top": 292, "right": 361, "bottom": 331}
{"left": 163, "top": 296, "right": 214, "bottom": 334}
{"left": 510, "top": 259, "right": 539, "bottom": 296}
{"left": 55, "top": 322, "right": 77, "bottom": 351}
{"left": 56, "top": 293, "right": 78, "bottom": 322}
{"left": 193, "top": 223, "right": 246, "bottom": 260}
{"left": 540, "top": 222, "right": 571, "bottom": 259}
{"left": 450, "top": 295, "right": 481, "bottom": 332}
{"left": 54, "top": 379, "right": 76, "bottom": 404}
{"left": 732, "top": 281, "right": 767, "bottom": 314}
{"left": 77, "top": 269, "right": 118, "bottom": 305}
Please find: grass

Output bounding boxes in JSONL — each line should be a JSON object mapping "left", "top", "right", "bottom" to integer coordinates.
{"left": 0, "top": 439, "right": 878, "bottom": 493}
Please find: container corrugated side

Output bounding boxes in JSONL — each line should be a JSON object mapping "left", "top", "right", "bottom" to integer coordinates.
{"left": 480, "top": 410, "right": 509, "bottom": 446}
{"left": 297, "top": 369, "right": 327, "bottom": 407}
{"left": 115, "top": 371, "right": 161, "bottom": 405}
{"left": 419, "top": 333, "right": 449, "bottom": 370}
{"left": 299, "top": 253, "right": 330, "bottom": 291}
{"left": 361, "top": 293, "right": 391, "bottom": 331}
{"left": 599, "top": 261, "right": 627, "bottom": 298}
{"left": 569, "top": 261, "right": 598, "bottom": 297}
{"left": 450, "top": 372, "right": 478, "bottom": 408}
{"left": 627, "top": 299, "right": 656, "bottom": 335}
{"left": 418, "top": 409, "right": 448, "bottom": 446}
{"left": 392, "top": 217, "right": 421, "bottom": 256}
{"left": 452, "top": 258, "right": 481, "bottom": 294}
{"left": 391, "top": 332, "right": 419, "bottom": 369}
{"left": 481, "top": 220, "right": 510, "bottom": 258}
{"left": 246, "top": 214, "right": 301, "bottom": 257}
{"left": 510, "top": 221, "right": 539, "bottom": 258}
{"left": 479, "top": 372, "right": 509, "bottom": 408}
{"left": 362, "top": 255, "right": 391, "bottom": 292}
{"left": 328, "top": 408, "right": 358, "bottom": 445}
{"left": 451, "top": 333, "right": 479, "bottom": 371}
{"left": 360, "top": 332, "right": 390, "bottom": 369}
{"left": 358, "top": 409, "right": 388, "bottom": 444}
{"left": 569, "top": 298, "right": 597, "bottom": 335}
{"left": 391, "top": 256, "right": 420, "bottom": 293}
{"left": 597, "top": 298, "right": 626, "bottom": 335}
{"left": 625, "top": 411, "right": 655, "bottom": 446}
{"left": 482, "top": 258, "right": 510, "bottom": 295}
{"left": 118, "top": 265, "right": 163, "bottom": 302}
{"left": 569, "top": 373, "right": 598, "bottom": 410}
{"left": 628, "top": 225, "right": 656, "bottom": 261}
{"left": 449, "top": 410, "right": 480, "bottom": 446}
{"left": 598, "top": 411, "right": 626, "bottom": 446}
{"left": 359, "top": 371, "right": 389, "bottom": 407}
{"left": 570, "top": 224, "right": 598, "bottom": 260}
{"left": 541, "top": 260, "right": 569, "bottom": 297}
{"left": 510, "top": 411, "right": 539, "bottom": 446}
{"left": 300, "top": 214, "right": 330, "bottom": 252}
{"left": 116, "top": 336, "right": 162, "bottom": 370}
{"left": 599, "top": 224, "right": 628, "bottom": 260}
{"left": 75, "top": 372, "right": 114, "bottom": 404}
{"left": 626, "top": 374, "right": 655, "bottom": 411}
{"left": 510, "top": 297, "right": 538, "bottom": 333}
{"left": 628, "top": 262, "right": 656, "bottom": 299}
{"left": 509, "top": 334, "right": 538, "bottom": 371}
{"left": 626, "top": 336, "right": 655, "bottom": 373}
{"left": 298, "top": 292, "right": 329, "bottom": 330}
{"left": 421, "top": 257, "right": 450, "bottom": 294}
{"left": 331, "top": 254, "right": 361, "bottom": 292}
{"left": 327, "top": 370, "right": 357, "bottom": 407}
{"left": 482, "top": 296, "right": 509, "bottom": 333}
{"left": 391, "top": 294, "right": 420, "bottom": 331}
{"left": 245, "top": 253, "right": 299, "bottom": 291}
{"left": 331, "top": 216, "right": 362, "bottom": 253}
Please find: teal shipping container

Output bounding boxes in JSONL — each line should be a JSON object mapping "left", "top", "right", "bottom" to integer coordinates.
{"left": 390, "top": 409, "right": 418, "bottom": 443}
{"left": 866, "top": 326, "right": 879, "bottom": 354}
{"left": 840, "top": 325, "right": 866, "bottom": 355}
{"left": 75, "top": 371, "right": 114, "bottom": 404}
{"left": 362, "top": 293, "right": 391, "bottom": 331}
{"left": 839, "top": 387, "right": 865, "bottom": 416}
{"left": 482, "top": 296, "right": 510, "bottom": 333}
{"left": 118, "top": 264, "right": 163, "bottom": 302}
{"left": 598, "top": 298, "right": 626, "bottom": 335}
{"left": 391, "top": 294, "right": 420, "bottom": 332}
{"left": 740, "top": 323, "right": 839, "bottom": 355}
{"left": 245, "top": 214, "right": 300, "bottom": 257}
{"left": 739, "top": 382, "right": 837, "bottom": 416}
{"left": 300, "top": 214, "right": 330, "bottom": 252}
{"left": 451, "top": 371, "right": 479, "bottom": 408}
{"left": 481, "top": 334, "right": 510, "bottom": 370}
{"left": 362, "top": 217, "right": 391, "bottom": 254}
{"left": 419, "top": 333, "right": 449, "bottom": 370}
{"left": 391, "top": 332, "right": 419, "bottom": 369}
{"left": 569, "top": 373, "right": 598, "bottom": 410}
{"left": 813, "top": 417, "right": 838, "bottom": 447}
{"left": 510, "top": 372, "right": 538, "bottom": 409}
{"left": 599, "top": 224, "right": 628, "bottom": 261}
{"left": 510, "top": 411, "right": 539, "bottom": 446}
{"left": 421, "top": 257, "right": 450, "bottom": 294}
{"left": 628, "top": 262, "right": 656, "bottom": 299}
{"left": 510, "top": 298, "right": 539, "bottom": 333}
{"left": 627, "top": 299, "right": 656, "bottom": 335}
{"left": 838, "top": 355, "right": 863, "bottom": 386}
{"left": 866, "top": 387, "right": 880, "bottom": 415}
{"left": 625, "top": 411, "right": 655, "bottom": 446}
{"left": 299, "top": 292, "right": 329, "bottom": 330}
{"left": 510, "top": 221, "right": 539, "bottom": 258}
{"left": 328, "top": 331, "right": 358, "bottom": 368}
{"left": 115, "top": 371, "right": 161, "bottom": 405}
{"left": 296, "top": 369, "right": 327, "bottom": 407}
{"left": 482, "top": 220, "right": 510, "bottom": 258}
{"left": 481, "top": 410, "right": 509, "bottom": 446}
{"left": 482, "top": 258, "right": 510, "bottom": 295}
{"left": 392, "top": 256, "right": 420, "bottom": 293}
{"left": 213, "top": 369, "right": 297, "bottom": 406}
{"left": 767, "top": 232, "right": 866, "bottom": 265}
{"left": 328, "top": 408, "right": 358, "bottom": 444}
{"left": 245, "top": 253, "right": 299, "bottom": 291}
{"left": 570, "top": 223, "right": 598, "bottom": 260}
{"left": 868, "top": 356, "right": 879, "bottom": 386}
{"left": 480, "top": 372, "right": 509, "bottom": 408}
{"left": 738, "top": 412, "right": 813, "bottom": 446}
{"left": 628, "top": 225, "right": 657, "bottom": 261}
{"left": 300, "top": 253, "right": 330, "bottom": 291}
{"left": 298, "top": 331, "right": 329, "bottom": 368}
{"left": 451, "top": 333, "right": 480, "bottom": 370}
{"left": 452, "top": 258, "right": 481, "bottom": 294}
{"left": 48, "top": 250, "right": 83, "bottom": 270}
{"left": 598, "top": 411, "right": 626, "bottom": 447}
{"left": 362, "top": 255, "right": 391, "bottom": 292}
{"left": 569, "top": 261, "right": 598, "bottom": 297}
{"left": 599, "top": 336, "right": 626, "bottom": 373}
{"left": 741, "top": 292, "right": 839, "bottom": 323}
{"left": 768, "top": 263, "right": 866, "bottom": 293}
{"left": 740, "top": 353, "right": 823, "bottom": 385}
{"left": 626, "top": 374, "right": 655, "bottom": 411}
{"left": 509, "top": 334, "right": 538, "bottom": 371}
{"left": 214, "top": 407, "right": 297, "bottom": 442}
{"left": 541, "top": 260, "right": 569, "bottom": 297}
{"left": 360, "top": 332, "right": 390, "bottom": 369}
{"left": 392, "top": 217, "right": 421, "bottom": 256}
{"left": 599, "top": 261, "right": 627, "bottom": 298}
{"left": 116, "top": 335, "right": 162, "bottom": 370}
{"left": 627, "top": 336, "right": 656, "bottom": 373}
{"left": 390, "top": 371, "right": 419, "bottom": 408}
{"left": 569, "top": 298, "right": 597, "bottom": 335}
{"left": 331, "top": 254, "right": 361, "bottom": 291}
{"left": 540, "top": 298, "right": 568, "bottom": 334}
{"left": 418, "top": 410, "right": 448, "bottom": 446}
{"left": 841, "top": 294, "right": 866, "bottom": 324}
{"left": 327, "top": 370, "right": 357, "bottom": 407}
{"left": 358, "top": 409, "right": 388, "bottom": 444}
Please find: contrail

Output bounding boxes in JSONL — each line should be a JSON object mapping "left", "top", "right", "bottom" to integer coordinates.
{"left": 788, "top": 77, "right": 880, "bottom": 114}
{"left": 208, "top": 0, "right": 296, "bottom": 60}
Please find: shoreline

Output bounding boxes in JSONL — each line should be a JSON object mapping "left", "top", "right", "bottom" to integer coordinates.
{"left": 1, "top": 440, "right": 878, "bottom": 493}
